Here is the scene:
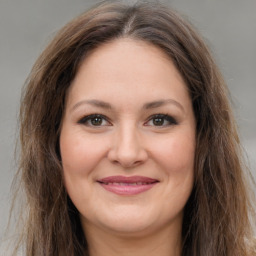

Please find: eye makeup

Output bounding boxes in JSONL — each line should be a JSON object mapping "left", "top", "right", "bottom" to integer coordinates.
{"left": 77, "top": 113, "right": 178, "bottom": 128}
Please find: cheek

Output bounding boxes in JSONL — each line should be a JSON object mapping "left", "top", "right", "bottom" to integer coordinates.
{"left": 152, "top": 131, "right": 195, "bottom": 176}
{"left": 155, "top": 132, "right": 195, "bottom": 213}
{"left": 150, "top": 129, "right": 195, "bottom": 208}
{"left": 60, "top": 129, "right": 106, "bottom": 176}
{"left": 59, "top": 129, "right": 107, "bottom": 211}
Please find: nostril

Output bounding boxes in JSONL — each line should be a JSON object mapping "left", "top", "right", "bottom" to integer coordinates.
{"left": 111, "top": 159, "right": 142, "bottom": 168}
{"left": 107, "top": 133, "right": 148, "bottom": 167}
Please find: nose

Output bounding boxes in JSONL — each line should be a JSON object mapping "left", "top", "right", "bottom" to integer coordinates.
{"left": 107, "top": 125, "right": 148, "bottom": 168}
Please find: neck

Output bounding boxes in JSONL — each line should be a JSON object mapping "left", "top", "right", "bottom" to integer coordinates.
{"left": 83, "top": 221, "right": 182, "bottom": 256}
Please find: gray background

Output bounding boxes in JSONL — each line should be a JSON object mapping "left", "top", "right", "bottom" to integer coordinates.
{"left": 0, "top": 0, "right": 255, "bottom": 243}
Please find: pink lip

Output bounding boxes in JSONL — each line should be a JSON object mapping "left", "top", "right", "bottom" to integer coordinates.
{"left": 97, "top": 176, "right": 159, "bottom": 195}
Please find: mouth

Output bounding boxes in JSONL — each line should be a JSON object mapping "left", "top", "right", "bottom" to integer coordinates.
{"left": 97, "top": 176, "right": 159, "bottom": 195}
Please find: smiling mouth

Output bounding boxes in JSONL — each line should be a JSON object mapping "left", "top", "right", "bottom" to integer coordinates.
{"left": 97, "top": 176, "right": 159, "bottom": 195}
{"left": 99, "top": 182, "right": 156, "bottom": 185}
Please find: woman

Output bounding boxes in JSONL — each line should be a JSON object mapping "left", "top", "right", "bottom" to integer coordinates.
{"left": 11, "top": 0, "right": 255, "bottom": 255}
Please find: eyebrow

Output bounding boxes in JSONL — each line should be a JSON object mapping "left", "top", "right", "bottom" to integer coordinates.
{"left": 143, "top": 99, "right": 184, "bottom": 112}
{"left": 71, "top": 99, "right": 112, "bottom": 111}
{"left": 71, "top": 99, "right": 184, "bottom": 112}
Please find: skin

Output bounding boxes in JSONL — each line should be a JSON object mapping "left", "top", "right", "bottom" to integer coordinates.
{"left": 60, "top": 38, "right": 196, "bottom": 256}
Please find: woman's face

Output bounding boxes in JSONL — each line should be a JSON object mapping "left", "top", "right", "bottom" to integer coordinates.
{"left": 60, "top": 38, "right": 196, "bottom": 237}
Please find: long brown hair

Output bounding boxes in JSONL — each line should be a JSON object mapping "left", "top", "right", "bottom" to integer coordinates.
{"left": 11, "top": 0, "right": 255, "bottom": 255}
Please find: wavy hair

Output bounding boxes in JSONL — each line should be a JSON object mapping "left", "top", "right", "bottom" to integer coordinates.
{"left": 11, "top": 0, "right": 255, "bottom": 255}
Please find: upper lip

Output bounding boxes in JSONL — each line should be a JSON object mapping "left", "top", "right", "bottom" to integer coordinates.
{"left": 97, "top": 176, "right": 159, "bottom": 184}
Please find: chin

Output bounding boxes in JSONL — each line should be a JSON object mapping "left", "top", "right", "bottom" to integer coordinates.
{"left": 81, "top": 205, "right": 157, "bottom": 235}
{"left": 100, "top": 218, "right": 156, "bottom": 236}
{"left": 84, "top": 204, "right": 181, "bottom": 237}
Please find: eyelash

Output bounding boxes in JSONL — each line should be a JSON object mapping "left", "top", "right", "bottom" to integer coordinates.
{"left": 78, "top": 113, "right": 178, "bottom": 127}
{"left": 78, "top": 114, "right": 111, "bottom": 126}
{"left": 145, "top": 114, "right": 178, "bottom": 127}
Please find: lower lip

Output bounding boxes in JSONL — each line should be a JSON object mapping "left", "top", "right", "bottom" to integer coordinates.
{"left": 98, "top": 182, "right": 157, "bottom": 195}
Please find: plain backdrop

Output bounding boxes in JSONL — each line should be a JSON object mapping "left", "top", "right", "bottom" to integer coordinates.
{"left": 0, "top": 0, "right": 255, "bottom": 243}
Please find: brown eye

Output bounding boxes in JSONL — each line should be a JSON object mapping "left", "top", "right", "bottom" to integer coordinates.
{"left": 145, "top": 114, "right": 178, "bottom": 127}
{"left": 91, "top": 116, "right": 103, "bottom": 126}
{"left": 78, "top": 114, "right": 111, "bottom": 127}
{"left": 153, "top": 117, "right": 165, "bottom": 126}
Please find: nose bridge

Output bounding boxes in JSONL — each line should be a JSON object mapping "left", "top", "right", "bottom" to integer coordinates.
{"left": 118, "top": 123, "right": 139, "bottom": 153}
{"left": 108, "top": 121, "right": 147, "bottom": 167}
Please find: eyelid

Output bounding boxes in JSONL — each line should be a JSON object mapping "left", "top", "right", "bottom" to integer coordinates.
{"left": 78, "top": 114, "right": 112, "bottom": 126}
{"left": 144, "top": 114, "right": 178, "bottom": 126}
{"left": 77, "top": 113, "right": 177, "bottom": 127}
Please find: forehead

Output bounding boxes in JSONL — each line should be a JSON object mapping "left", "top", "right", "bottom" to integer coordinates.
{"left": 66, "top": 38, "right": 190, "bottom": 110}
{"left": 74, "top": 38, "right": 182, "bottom": 82}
